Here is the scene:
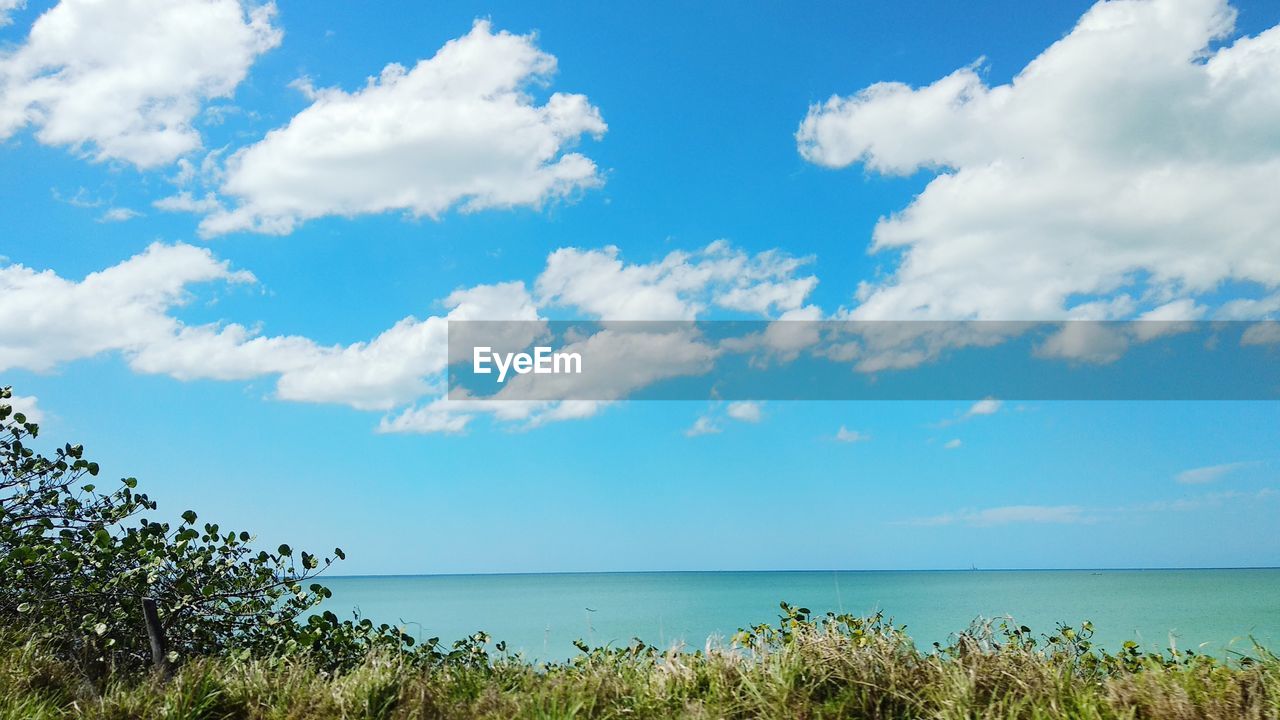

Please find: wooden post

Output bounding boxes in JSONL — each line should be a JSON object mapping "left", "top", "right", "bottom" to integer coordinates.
{"left": 141, "top": 597, "right": 171, "bottom": 675}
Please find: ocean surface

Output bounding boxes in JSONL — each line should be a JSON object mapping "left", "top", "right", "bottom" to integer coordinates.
{"left": 318, "top": 569, "right": 1280, "bottom": 661}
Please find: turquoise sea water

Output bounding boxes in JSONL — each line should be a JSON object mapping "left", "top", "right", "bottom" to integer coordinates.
{"left": 319, "top": 569, "right": 1280, "bottom": 661}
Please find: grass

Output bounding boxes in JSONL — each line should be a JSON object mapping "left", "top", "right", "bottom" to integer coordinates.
{"left": 1, "top": 609, "right": 1276, "bottom": 720}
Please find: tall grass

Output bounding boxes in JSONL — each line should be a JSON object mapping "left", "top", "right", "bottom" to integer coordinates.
{"left": 2, "top": 608, "right": 1276, "bottom": 719}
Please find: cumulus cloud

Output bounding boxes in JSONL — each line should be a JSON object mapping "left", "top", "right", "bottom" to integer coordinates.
{"left": 274, "top": 283, "right": 538, "bottom": 411}
{"left": 488, "top": 325, "right": 718, "bottom": 403}
{"left": 0, "top": 0, "right": 281, "bottom": 168}
{"left": 485, "top": 244, "right": 814, "bottom": 408}
{"left": 536, "top": 240, "right": 817, "bottom": 320}
{"left": 1034, "top": 322, "right": 1133, "bottom": 363}
{"left": 199, "top": 20, "right": 606, "bottom": 236}
{"left": 0, "top": 242, "right": 255, "bottom": 372}
{"left": 818, "top": 320, "right": 1026, "bottom": 372}
{"left": 799, "top": 0, "right": 1280, "bottom": 321}
{"left": 121, "top": 276, "right": 538, "bottom": 412}
{"left": 0, "top": 241, "right": 536, "bottom": 412}
{"left": 480, "top": 236, "right": 817, "bottom": 407}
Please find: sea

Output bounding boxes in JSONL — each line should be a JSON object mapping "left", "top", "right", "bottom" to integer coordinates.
{"left": 317, "top": 569, "right": 1280, "bottom": 661}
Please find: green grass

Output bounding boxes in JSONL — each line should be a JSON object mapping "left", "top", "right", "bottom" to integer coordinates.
{"left": 2, "top": 612, "right": 1276, "bottom": 720}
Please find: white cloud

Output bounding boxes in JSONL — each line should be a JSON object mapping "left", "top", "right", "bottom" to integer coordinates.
{"left": 799, "top": 0, "right": 1280, "bottom": 321}
{"left": 684, "top": 415, "right": 721, "bottom": 438}
{"left": 943, "top": 438, "right": 962, "bottom": 450}
{"left": 0, "top": 0, "right": 281, "bottom": 168}
{"left": 536, "top": 240, "right": 816, "bottom": 320}
{"left": 3, "top": 393, "right": 43, "bottom": 424}
{"left": 935, "top": 395, "right": 1006, "bottom": 427}
{"left": 0, "top": 242, "right": 254, "bottom": 372}
{"left": 679, "top": 400, "right": 765, "bottom": 440}
{"left": 376, "top": 398, "right": 475, "bottom": 435}
{"left": 718, "top": 306, "right": 826, "bottom": 365}
{"left": 834, "top": 426, "right": 868, "bottom": 443}
{"left": 538, "top": 246, "right": 702, "bottom": 320}
{"left": 0, "top": 0, "right": 25, "bottom": 27}
{"left": 725, "top": 401, "right": 762, "bottom": 423}
{"left": 378, "top": 396, "right": 604, "bottom": 435}
{"left": 904, "top": 504, "right": 1091, "bottom": 527}
{"left": 154, "top": 191, "right": 222, "bottom": 214}
{"left": 1034, "top": 323, "right": 1132, "bottom": 364}
{"left": 98, "top": 207, "right": 141, "bottom": 223}
{"left": 131, "top": 280, "right": 539, "bottom": 412}
{"left": 276, "top": 282, "right": 538, "bottom": 411}
{"left": 965, "top": 397, "right": 1001, "bottom": 417}
{"left": 819, "top": 321, "right": 1025, "bottom": 373}
{"left": 0, "top": 242, "right": 538, "bottom": 413}
{"left": 199, "top": 20, "right": 605, "bottom": 236}
{"left": 126, "top": 323, "right": 317, "bottom": 382}
{"left": 489, "top": 325, "right": 718, "bottom": 403}
{"left": 520, "top": 400, "right": 603, "bottom": 429}
{"left": 1175, "top": 461, "right": 1260, "bottom": 485}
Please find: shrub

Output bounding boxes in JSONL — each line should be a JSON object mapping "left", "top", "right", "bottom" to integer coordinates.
{"left": 0, "top": 386, "right": 412, "bottom": 678}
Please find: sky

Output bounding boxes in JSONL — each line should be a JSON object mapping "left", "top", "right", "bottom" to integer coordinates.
{"left": 2, "top": 0, "right": 1279, "bottom": 575}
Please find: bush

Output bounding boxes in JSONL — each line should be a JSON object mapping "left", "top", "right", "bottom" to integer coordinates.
{"left": 0, "top": 386, "right": 413, "bottom": 678}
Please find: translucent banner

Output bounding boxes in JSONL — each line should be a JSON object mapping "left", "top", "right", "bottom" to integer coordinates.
{"left": 447, "top": 321, "right": 1280, "bottom": 401}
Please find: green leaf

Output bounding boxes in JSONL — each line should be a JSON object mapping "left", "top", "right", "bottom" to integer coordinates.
{"left": 278, "top": 544, "right": 292, "bottom": 557}
{"left": 181, "top": 510, "right": 197, "bottom": 524}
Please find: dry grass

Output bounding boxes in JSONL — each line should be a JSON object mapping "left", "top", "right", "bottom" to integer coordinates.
{"left": 2, "top": 611, "right": 1276, "bottom": 719}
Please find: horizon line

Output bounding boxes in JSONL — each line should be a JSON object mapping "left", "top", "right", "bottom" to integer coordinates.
{"left": 323, "top": 566, "right": 1280, "bottom": 580}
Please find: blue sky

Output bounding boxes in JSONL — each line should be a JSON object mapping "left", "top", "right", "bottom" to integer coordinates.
{"left": 2, "top": 0, "right": 1279, "bottom": 574}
